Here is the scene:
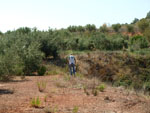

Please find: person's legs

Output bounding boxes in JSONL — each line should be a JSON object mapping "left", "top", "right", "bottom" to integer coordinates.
{"left": 69, "top": 64, "right": 72, "bottom": 75}
{"left": 72, "top": 64, "right": 76, "bottom": 76}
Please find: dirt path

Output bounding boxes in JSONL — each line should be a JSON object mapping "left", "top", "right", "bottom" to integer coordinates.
{"left": 0, "top": 75, "right": 149, "bottom": 113}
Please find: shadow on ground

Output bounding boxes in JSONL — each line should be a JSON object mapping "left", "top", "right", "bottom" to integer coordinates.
{"left": 0, "top": 89, "right": 14, "bottom": 95}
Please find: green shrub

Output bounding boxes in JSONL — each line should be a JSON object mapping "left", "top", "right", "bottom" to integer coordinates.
{"left": 130, "top": 35, "right": 149, "bottom": 51}
{"left": 0, "top": 32, "right": 44, "bottom": 80}
{"left": 92, "top": 88, "right": 98, "bottom": 96}
{"left": 92, "top": 34, "right": 126, "bottom": 50}
{"left": 38, "top": 66, "right": 46, "bottom": 76}
{"left": 0, "top": 52, "right": 24, "bottom": 81}
{"left": 112, "top": 23, "right": 121, "bottom": 32}
{"left": 78, "top": 38, "right": 90, "bottom": 51}
{"left": 126, "top": 24, "right": 134, "bottom": 33}
{"left": 133, "top": 48, "right": 150, "bottom": 55}
{"left": 72, "top": 106, "right": 79, "bottom": 113}
{"left": 37, "top": 81, "right": 47, "bottom": 92}
{"left": 144, "top": 82, "right": 150, "bottom": 91}
{"left": 144, "top": 28, "right": 150, "bottom": 42}
{"left": 137, "top": 19, "right": 149, "bottom": 32}
{"left": 114, "top": 74, "right": 132, "bottom": 87}
{"left": 0, "top": 45, "right": 24, "bottom": 80}
{"left": 85, "top": 24, "right": 96, "bottom": 32}
{"left": 31, "top": 97, "right": 41, "bottom": 108}
{"left": 97, "top": 84, "right": 105, "bottom": 92}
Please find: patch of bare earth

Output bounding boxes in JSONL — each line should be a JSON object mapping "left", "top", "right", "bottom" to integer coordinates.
{"left": 0, "top": 75, "right": 149, "bottom": 113}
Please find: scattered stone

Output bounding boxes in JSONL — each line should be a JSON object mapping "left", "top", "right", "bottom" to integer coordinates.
{"left": 104, "top": 96, "right": 110, "bottom": 101}
{"left": 104, "top": 96, "right": 115, "bottom": 103}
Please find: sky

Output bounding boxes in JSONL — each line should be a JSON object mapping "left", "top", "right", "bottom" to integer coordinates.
{"left": 0, "top": 0, "right": 150, "bottom": 32}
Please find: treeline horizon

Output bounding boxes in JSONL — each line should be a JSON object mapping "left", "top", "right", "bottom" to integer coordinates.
{"left": 0, "top": 11, "right": 150, "bottom": 34}
{"left": 0, "top": 11, "right": 150, "bottom": 81}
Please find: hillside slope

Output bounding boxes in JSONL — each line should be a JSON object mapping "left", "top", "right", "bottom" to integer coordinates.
{"left": 76, "top": 51, "right": 150, "bottom": 92}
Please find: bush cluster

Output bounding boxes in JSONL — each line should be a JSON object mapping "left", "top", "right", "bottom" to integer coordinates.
{"left": 0, "top": 32, "right": 43, "bottom": 80}
{"left": 0, "top": 24, "right": 150, "bottom": 81}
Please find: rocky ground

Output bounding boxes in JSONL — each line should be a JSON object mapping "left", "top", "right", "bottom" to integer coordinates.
{"left": 0, "top": 75, "right": 149, "bottom": 113}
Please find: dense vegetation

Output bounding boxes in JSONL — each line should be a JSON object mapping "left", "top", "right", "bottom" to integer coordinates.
{"left": 0, "top": 11, "right": 150, "bottom": 82}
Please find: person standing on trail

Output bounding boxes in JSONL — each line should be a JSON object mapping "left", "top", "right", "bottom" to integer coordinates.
{"left": 68, "top": 54, "right": 76, "bottom": 76}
